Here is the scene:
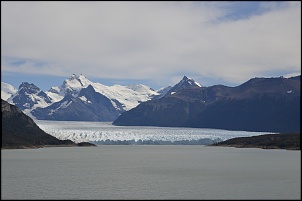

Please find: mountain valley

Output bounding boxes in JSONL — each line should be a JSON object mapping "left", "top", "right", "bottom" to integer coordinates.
{"left": 2, "top": 74, "right": 300, "bottom": 133}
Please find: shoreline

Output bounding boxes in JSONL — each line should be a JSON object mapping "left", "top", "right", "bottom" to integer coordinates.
{"left": 1, "top": 142, "right": 96, "bottom": 150}
{"left": 210, "top": 133, "right": 300, "bottom": 151}
{"left": 209, "top": 144, "right": 301, "bottom": 151}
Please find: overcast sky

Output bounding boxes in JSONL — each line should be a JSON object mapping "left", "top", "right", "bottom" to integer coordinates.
{"left": 1, "top": 1, "right": 301, "bottom": 91}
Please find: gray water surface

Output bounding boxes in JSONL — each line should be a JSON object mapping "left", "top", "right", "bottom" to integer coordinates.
{"left": 1, "top": 146, "right": 301, "bottom": 200}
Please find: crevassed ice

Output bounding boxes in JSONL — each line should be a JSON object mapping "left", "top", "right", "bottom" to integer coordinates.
{"left": 35, "top": 120, "right": 276, "bottom": 143}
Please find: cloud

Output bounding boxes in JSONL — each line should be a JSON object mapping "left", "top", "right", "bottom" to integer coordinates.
{"left": 1, "top": 1, "right": 301, "bottom": 86}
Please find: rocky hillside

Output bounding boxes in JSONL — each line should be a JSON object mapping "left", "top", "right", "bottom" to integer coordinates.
{"left": 2, "top": 99, "right": 95, "bottom": 149}
{"left": 211, "top": 133, "right": 300, "bottom": 150}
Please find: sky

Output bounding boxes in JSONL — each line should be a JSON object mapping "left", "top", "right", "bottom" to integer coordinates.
{"left": 1, "top": 1, "right": 301, "bottom": 91}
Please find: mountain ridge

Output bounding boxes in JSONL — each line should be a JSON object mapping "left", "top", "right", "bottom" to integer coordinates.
{"left": 32, "top": 85, "right": 120, "bottom": 121}
{"left": 2, "top": 74, "right": 167, "bottom": 121}
{"left": 113, "top": 75, "right": 301, "bottom": 133}
{"left": 2, "top": 74, "right": 301, "bottom": 131}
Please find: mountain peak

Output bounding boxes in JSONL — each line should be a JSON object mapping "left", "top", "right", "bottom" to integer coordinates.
{"left": 46, "top": 74, "right": 93, "bottom": 102}
{"left": 69, "top": 74, "right": 87, "bottom": 81}
{"left": 19, "top": 82, "right": 41, "bottom": 93}
{"left": 12, "top": 82, "right": 52, "bottom": 111}
{"left": 182, "top": 75, "right": 189, "bottom": 80}
{"left": 165, "top": 76, "right": 202, "bottom": 96}
{"left": 180, "top": 76, "right": 202, "bottom": 87}
{"left": 63, "top": 74, "right": 93, "bottom": 92}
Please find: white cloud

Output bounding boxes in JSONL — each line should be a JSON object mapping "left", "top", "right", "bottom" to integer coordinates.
{"left": 1, "top": 1, "right": 301, "bottom": 86}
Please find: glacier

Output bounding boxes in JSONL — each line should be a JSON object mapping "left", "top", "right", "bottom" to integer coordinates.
{"left": 35, "top": 120, "right": 276, "bottom": 144}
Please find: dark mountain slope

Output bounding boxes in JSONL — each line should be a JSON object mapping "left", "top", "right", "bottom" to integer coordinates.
{"left": 2, "top": 99, "right": 77, "bottom": 149}
{"left": 113, "top": 76, "right": 300, "bottom": 133}
{"left": 188, "top": 94, "right": 300, "bottom": 133}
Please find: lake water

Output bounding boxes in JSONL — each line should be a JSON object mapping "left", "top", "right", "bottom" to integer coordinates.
{"left": 1, "top": 145, "right": 301, "bottom": 200}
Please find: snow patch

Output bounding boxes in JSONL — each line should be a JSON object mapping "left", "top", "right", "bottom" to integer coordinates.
{"left": 79, "top": 96, "right": 87, "bottom": 102}
{"left": 79, "top": 95, "right": 92, "bottom": 104}
{"left": 194, "top": 81, "right": 202, "bottom": 87}
{"left": 46, "top": 91, "right": 64, "bottom": 102}
{"left": 60, "top": 101, "right": 72, "bottom": 108}
{"left": 92, "top": 82, "right": 159, "bottom": 111}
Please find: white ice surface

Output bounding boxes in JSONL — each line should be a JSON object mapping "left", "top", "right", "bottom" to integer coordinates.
{"left": 35, "top": 120, "right": 276, "bottom": 143}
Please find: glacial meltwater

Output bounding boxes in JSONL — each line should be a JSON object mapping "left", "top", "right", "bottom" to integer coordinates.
{"left": 1, "top": 145, "right": 300, "bottom": 200}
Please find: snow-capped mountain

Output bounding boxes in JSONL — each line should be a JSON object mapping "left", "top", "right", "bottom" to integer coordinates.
{"left": 32, "top": 85, "right": 120, "bottom": 121}
{"left": 8, "top": 82, "right": 53, "bottom": 111}
{"left": 46, "top": 74, "right": 93, "bottom": 102}
{"left": 1, "top": 74, "right": 168, "bottom": 121}
{"left": 91, "top": 83, "right": 159, "bottom": 111}
{"left": 1, "top": 82, "right": 17, "bottom": 101}
{"left": 166, "top": 76, "right": 202, "bottom": 96}
{"left": 46, "top": 74, "right": 160, "bottom": 112}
